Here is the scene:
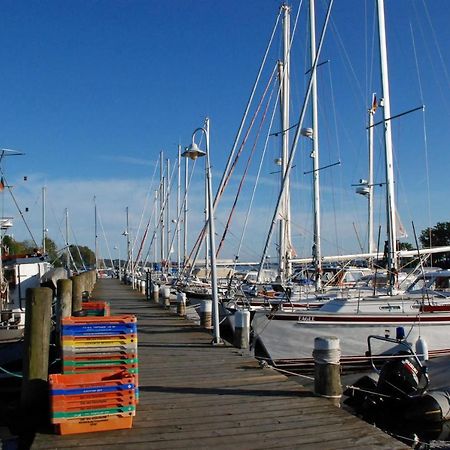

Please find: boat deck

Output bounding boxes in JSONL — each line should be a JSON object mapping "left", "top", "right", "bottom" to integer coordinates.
{"left": 31, "top": 278, "right": 406, "bottom": 449}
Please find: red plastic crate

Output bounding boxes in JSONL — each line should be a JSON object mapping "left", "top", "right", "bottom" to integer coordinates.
{"left": 81, "top": 301, "right": 111, "bottom": 317}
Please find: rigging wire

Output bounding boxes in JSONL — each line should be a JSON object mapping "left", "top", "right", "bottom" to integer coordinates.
{"left": 96, "top": 207, "right": 114, "bottom": 270}
{"left": 69, "top": 225, "right": 87, "bottom": 271}
{"left": 234, "top": 81, "right": 281, "bottom": 266}
{"left": 132, "top": 158, "right": 160, "bottom": 264}
{"left": 181, "top": 8, "right": 282, "bottom": 276}
{"left": 140, "top": 158, "right": 182, "bottom": 268}
{"left": 410, "top": 21, "right": 433, "bottom": 261}
{"left": 420, "top": 0, "right": 450, "bottom": 95}
{"left": 0, "top": 170, "right": 38, "bottom": 247}
{"left": 326, "top": 62, "right": 343, "bottom": 255}
{"left": 217, "top": 64, "right": 278, "bottom": 257}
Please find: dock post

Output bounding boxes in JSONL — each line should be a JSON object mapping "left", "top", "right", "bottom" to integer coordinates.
{"left": 313, "top": 336, "right": 342, "bottom": 407}
{"left": 162, "top": 286, "right": 171, "bottom": 307}
{"left": 21, "top": 287, "right": 53, "bottom": 416}
{"left": 71, "top": 274, "right": 84, "bottom": 314}
{"left": 88, "top": 269, "right": 96, "bottom": 294}
{"left": 234, "top": 310, "right": 250, "bottom": 349}
{"left": 56, "top": 279, "right": 73, "bottom": 337}
{"left": 152, "top": 283, "right": 160, "bottom": 303}
{"left": 177, "top": 292, "right": 186, "bottom": 316}
{"left": 146, "top": 272, "right": 151, "bottom": 300}
{"left": 199, "top": 300, "right": 212, "bottom": 329}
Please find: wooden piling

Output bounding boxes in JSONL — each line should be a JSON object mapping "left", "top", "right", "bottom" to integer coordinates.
{"left": 313, "top": 336, "right": 342, "bottom": 407}
{"left": 145, "top": 272, "right": 151, "bottom": 300}
{"left": 71, "top": 274, "right": 84, "bottom": 313}
{"left": 177, "top": 292, "right": 186, "bottom": 316}
{"left": 56, "top": 279, "right": 72, "bottom": 335}
{"left": 234, "top": 310, "right": 250, "bottom": 349}
{"left": 152, "top": 283, "right": 160, "bottom": 303}
{"left": 21, "top": 287, "right": 53, "bottom": 414}
{"left": 162, "top": 286, "right": 171, "bottom": 307}
{"left": 200, "top": 300, "right": 212, "bottom": 329}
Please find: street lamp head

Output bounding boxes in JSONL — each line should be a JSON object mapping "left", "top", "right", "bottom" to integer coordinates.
{"left": 182, "top": 142, "right": 206, "bottom": 161}
{"left": 300, "top": 127, "right": 314, "bottom": 139}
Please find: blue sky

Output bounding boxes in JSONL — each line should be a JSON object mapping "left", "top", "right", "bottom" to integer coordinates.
{"left": 0, "top": 0, "right": 448, "bottom": 265}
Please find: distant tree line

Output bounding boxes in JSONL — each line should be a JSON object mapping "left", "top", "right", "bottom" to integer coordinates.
{"left": 2, "top": 235, "right": 95, "bottom": 269}
{"left": 2, "top": 221, "right": 449, "bottom": 269}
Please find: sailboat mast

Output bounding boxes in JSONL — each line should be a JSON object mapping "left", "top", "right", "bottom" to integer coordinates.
{"left": 279, "top": 3, "right": 291, "bottom": 282}
{"left": 309, "top": 0, "right": 322, "bottom": 290}
{"left": 376, "top": 0, "right": 398, "bottom": 291}
{"left": 94, "top": 196, "right": 98, "bottom": 270}
{"left": 153, "top": 190, "right": 158, "bottom": 265}
{"left": 177, "top": 145, "right": 181, "bottom": 272}
{"left": 368, "top": 94, "right": 376, "bottom": 256}
{"left": 160, "top": 151, "right": 165, "bottom": 267}
{"left": 166, "top": 158, "right": 171, "bottom": 268}
{"left": 65, "top": 208, "right": 70, "bottom": 270}
{"left": 42, "top": 186, "right": 47, "bottom": 253}
{"left": 183, "top": 155, "right": 189, "bottom": 267}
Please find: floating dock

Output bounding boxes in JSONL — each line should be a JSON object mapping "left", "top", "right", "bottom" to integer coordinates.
{"left": 31, "top": 278, "right": 406, "bottom": 449}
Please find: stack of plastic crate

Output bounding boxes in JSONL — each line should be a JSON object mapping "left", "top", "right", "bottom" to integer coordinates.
{"left": 81, "top": 301, "right": 111, "bottom": 316}
{"left": 60, "top": 315, "right": 138, "bottom": 392}
{"left": 49, "top": 371, "right": 136, "bottom": 434}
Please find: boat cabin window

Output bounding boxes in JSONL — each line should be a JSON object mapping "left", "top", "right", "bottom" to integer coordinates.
{"left": 432, "top": 277, "right": 450, "bottom": 292}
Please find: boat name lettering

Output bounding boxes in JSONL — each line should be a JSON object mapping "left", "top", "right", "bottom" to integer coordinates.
{"left": 298, "top": 316, "right": 314, "bottom": 322}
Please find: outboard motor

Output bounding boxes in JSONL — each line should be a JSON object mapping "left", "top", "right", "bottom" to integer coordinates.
{"left": 377, "top": 352, "right": 424, "bottom": 398}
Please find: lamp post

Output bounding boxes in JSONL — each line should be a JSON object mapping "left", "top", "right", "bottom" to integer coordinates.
{"left": 114, "top": 245, "right": 121, "bottom": 279}
{"left": 182, "top": 118, "right": 222, "bottom": 345}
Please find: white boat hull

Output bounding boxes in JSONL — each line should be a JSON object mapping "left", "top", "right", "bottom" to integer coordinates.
{"left": 252, "top": 304, "right": 450, "bottom": 366}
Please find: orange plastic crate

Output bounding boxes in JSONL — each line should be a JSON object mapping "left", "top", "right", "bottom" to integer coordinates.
{"left": 49, "top": 371, "right": 135, "bottom": 392}
{"left": 81, "top": 301, "right": 111, "bottom": 317}
{"left": 56, "top": 414, "right": 133, "bottom": 435}
{"left": 52, "top": 390, "right": 135, "bottom": 408}
{"left": 62, "top": 315, "right": 136, "bottom": 325}
{"left": 63, "top": 353, "right": 138, "bottom": 362}
{"left": 62, "top": 347, "right": 137, "bottom": 358}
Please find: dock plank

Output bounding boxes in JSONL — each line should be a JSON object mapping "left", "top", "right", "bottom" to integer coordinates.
{"left": 31, "top": 279, "right": 406, "bottom": 449}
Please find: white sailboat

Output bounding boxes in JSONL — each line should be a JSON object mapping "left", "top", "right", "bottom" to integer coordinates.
{"left": 251, "top": 0, "right": 450, "bottom": 368}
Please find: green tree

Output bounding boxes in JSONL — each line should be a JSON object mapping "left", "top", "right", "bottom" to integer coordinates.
{"left": 2, "top": 236, "right": 35, "bottom": 255}
{"left": 398, "top": 242, "right": 414, "bottom": 251}
{"left": 419, "top": 222, "right": 450, "bottom": 268}
{"left": 69, "top": 245, "right": 96, "bottom": 269}
{"left": 45, "top": 237, "right": 63, "bottom": 267}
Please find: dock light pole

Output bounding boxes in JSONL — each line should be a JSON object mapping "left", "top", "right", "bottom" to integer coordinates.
{"left": 182, "top": 118, "right": 222, "bottom": 345}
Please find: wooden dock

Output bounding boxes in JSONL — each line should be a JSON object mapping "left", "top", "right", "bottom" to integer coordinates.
{"left": 31, "top": 278, "right": 406, "bottom": 449}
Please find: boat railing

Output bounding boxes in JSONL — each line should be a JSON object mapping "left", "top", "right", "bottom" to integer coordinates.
{"left": 366, "top": 332, "right": 429, "bottom": 393}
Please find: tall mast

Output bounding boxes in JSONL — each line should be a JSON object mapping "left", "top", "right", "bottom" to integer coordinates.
{"left": 376, "top": 0, "right": 397, "bottom": 292}
{"left": 125, "top": 206, "right": 130, "bottom": 273}
{"left": 204, "top": 154, "right": 209, "bottom": 274}
{"left": 166, "top": 158, "right": 171, "bottom": 268}
{"left": 65, "top": 208, "right": 70, "bottom": 270}
{"left": 42, "top": 186, "right": 47, "bottom": 253}
{"left": 177, "top": 145, "right": 181, "bottom": 272}
{"left": 154, "top": 189, "right": 158, "bottom": 266}
{"left": 368, "top": 94, "right": 376, "bottom": 256}
{"left": 183, "top": 156, "right": 189, "bottom": 267}
{"left": 159, "top": 151, "right": 165, "bottom": 267}
{"left": 94, "top": 196, "right": 98, "bottom": 270}
{"left": 278, "top": 3, "right": 291, "bottom": 282}
{"left": 309, "top": 0, "right": 322, "bottom": 290}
